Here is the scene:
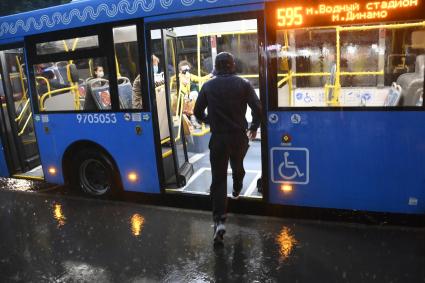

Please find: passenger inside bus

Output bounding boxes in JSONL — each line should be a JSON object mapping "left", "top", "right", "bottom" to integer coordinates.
{"left": 84, "top": 64, "right": 111, "bottom": 110}
{"left": 132, "top": 54, "right": 161, "bottom": 109}
{"left": 93, "top": 66, "right": 105, "bottom": 79}
{"left": 178, "top": 60, "right": 202, "bottom": 130}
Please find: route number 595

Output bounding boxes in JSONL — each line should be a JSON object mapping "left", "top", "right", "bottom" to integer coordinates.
{"left": 277, "top": 7, "right": 303, "bottom": 27}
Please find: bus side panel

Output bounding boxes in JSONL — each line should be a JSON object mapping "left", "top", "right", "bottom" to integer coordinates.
{"left": 0, "top": 144, "right": 9, "bottom": 177}
{"left": 33, "top": 113, "right": 160, "bottom": 193}
{"left": 268, "top": 111, "right": 425, "bottom": 215}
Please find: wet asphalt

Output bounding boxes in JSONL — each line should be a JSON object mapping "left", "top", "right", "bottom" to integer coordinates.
{"left": 0, "top": 178, "right": 424, "bottom": 283}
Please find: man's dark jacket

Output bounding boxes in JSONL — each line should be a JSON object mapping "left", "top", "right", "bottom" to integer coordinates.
{"left": 194, "top": 74, "right": 262, "bottom": 134}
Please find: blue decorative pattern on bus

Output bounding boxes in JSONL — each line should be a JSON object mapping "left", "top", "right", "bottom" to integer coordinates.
{"left": 0, "top": 0, "right": 232, "bottom": 39}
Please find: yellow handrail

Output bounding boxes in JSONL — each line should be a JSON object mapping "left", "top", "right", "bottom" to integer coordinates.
{"left": 36, "top": 76, "right": 51, "bottom": 94}
{"left": 71, "top": 38, "right": 79, "bottom": 51}
{"left": 115, "top": 52, "right": 121, "bottom": 78}
{"left": 339, "top": 21, "right": 425, "bottom": 32}
{"left": 161, "top": 137, "right": 170, "bottom": 145}
{"left": 17, "top": 112, "right": 32, "bottom": 137}
{"left": 39, "top": 86, "right": 78, "bottom": 111}
{"left": 192, "top": 126, "right": 210, "bottom": 137}
{"left": 278, "top": 20, "right": 425, "bottom": 106}
{"left": 15, "top": 100, "right": 30, "bottom": 123}
{"left": 67, "top": 64, "right": 80, "bottom": 110}
{"left": 62, "top": 40, "right": 69, "bottom": 52}
{"left": 16, "top": 56, "right": 27, "bottom": 100}
{"left": 162, "top": 149, "right": 173, "bottom": 158}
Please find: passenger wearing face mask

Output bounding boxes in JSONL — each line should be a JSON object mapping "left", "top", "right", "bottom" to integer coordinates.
{"left": 178, "top": 60, "right": 202, "bottom": 130}
{"left": 94, "top": 66, "right": 105, "bottom": 79}
{"left": 132, "top": 55, "right": 161, "bottom": 109}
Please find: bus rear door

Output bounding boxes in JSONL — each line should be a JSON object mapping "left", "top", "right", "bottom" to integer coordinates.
{"left": 150, "top": 29, "right": 194, "bottom": 188}
{"left": 0, "top": 46, "right": 41, "bottom": 179}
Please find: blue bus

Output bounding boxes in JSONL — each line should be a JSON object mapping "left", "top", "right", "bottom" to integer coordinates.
{"left": 0, "top": 0, "right": 424, "bottom": 217}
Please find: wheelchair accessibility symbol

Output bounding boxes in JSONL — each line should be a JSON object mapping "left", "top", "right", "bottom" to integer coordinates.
{"left": 271, "top": 147, "right": 309, "bottom": 184}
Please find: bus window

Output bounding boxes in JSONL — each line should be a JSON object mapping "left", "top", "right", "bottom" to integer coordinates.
{"left": 113, "top": 25, "right": 142, "bottom": 110}
{"left": 274, "top": 24, "right": 425, "bottom": 107}
{"left": 33, "top": 57, "right": 110, "bottom": 111}
{"left": 36, "top": 35, "right": 99, "bottom": 55}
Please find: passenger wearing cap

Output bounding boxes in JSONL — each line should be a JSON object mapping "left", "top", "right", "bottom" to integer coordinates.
{"left": 194, "top": 52, "right": 262, "bottom": 245}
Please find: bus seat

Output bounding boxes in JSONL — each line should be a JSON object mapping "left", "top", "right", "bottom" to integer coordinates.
{"left": 43, "top": 66, "right": 68, "bottom": 90}
{"left": 55, "top": 61, "right": 69, "bottom": 85}
{"left": 397, "top": 55, "right": 424, "bottom": 106}
{"left": 384, "top": 83, "right": 402, "bottom": 106}
{"left": 66, "top": 63, "right": 79, "bottom": 83}
{"left": 87, "top": 78, "right": 111, "bottom": 110}
{"left": 117, "top": 77, "right": 132, "bottom": 109}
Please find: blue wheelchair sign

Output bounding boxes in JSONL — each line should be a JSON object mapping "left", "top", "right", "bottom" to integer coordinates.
{"left": 271, "top": 147, "right": 309, "bottom": 184}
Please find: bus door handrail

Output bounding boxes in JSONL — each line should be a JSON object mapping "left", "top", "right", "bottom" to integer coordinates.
{"left": 17, "top": 112, "right": 32, "bottom": 137}
{"left": 15, "top": 99, "right": 30, "bottom": 123}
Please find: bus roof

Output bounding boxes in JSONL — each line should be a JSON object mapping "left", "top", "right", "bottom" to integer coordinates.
{"left": 0, "top": 0, "right": 265, "bottom": 44}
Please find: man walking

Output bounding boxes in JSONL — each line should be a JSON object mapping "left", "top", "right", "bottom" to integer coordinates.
{"left": 194, "top": 52, "right": 262, "bottom": 244}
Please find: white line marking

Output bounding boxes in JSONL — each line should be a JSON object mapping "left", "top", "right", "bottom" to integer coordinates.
{"left": 203, "top": 167, "right": 261, "bottom": 174}
{"left": 28, "top": 165, "right": 42, "bottom": 173}
{"left": 182, "top": 190, "right": 209, "bottom": 195}
{"left": 189, "top": 153, "right": 206, "bottom": 164}
{"left": 181, "top": 167, "right": 209, "bottom": 191}
{"left": 179, "top": 167, "right": 263, "bottom": 198}
{"left": 244, "top": 171, "right": 262, "bottom": 197}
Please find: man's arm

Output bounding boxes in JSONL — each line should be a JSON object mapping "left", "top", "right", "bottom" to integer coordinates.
{"left": 246, "top": 82, "right": 262, "bottom": 132}
{"left": 194, "top": 86, "right": 209, "bottom": 124}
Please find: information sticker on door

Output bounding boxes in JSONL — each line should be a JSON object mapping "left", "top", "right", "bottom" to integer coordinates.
{"left": 271, "top": 147, "right": 309, "bottom": 185}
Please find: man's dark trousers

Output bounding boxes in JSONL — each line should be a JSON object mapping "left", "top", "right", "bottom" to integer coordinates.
{"left": 209, "top": 132, "right": 249, "bottom": 222}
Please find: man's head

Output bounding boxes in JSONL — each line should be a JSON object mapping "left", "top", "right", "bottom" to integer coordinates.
{"left": 214, "top": 52, "right": 236, "bottom": 75}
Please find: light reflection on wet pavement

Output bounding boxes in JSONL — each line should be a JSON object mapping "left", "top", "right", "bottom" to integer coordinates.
{"left": 0, "top": 181, "right": 424, "bottom": 282}
{"left": 0, "top": 177, "right": 55, "bottom": 192}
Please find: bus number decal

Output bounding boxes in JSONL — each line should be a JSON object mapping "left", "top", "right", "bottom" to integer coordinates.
{"left": 76, "top": 114, "right": 117, "bottom": 124}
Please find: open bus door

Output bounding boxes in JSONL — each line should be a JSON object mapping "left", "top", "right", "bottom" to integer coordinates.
{"left": 0, "top": 47, "right": 41, "bottom": 179}
{"left": 151, "top": 29, "right": 194, "bottom": 188}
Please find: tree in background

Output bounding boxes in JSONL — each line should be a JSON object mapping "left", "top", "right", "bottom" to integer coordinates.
{"left": 0, "top": 0, "right": 71, "bottom": 17}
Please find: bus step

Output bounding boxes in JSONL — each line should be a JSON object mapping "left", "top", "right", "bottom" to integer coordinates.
{"left": 177, "top": 162, "right": 194, "bottom": 187}
{"left": 24, "top": 154, "right": 40, "bottom": 169}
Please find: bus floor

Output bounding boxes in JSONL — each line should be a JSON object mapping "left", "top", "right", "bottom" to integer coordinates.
{"left": 168, "top": 140, "right": 262, "bottom": 198}
{"left": 12, "top": 165, "right": 44, "bottom": 181}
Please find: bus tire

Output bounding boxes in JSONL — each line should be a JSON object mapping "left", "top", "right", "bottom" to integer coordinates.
{"left": 73, "top": 149, "right": 120, "bottom": 196}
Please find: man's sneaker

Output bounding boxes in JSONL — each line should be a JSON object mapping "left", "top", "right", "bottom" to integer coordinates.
{"left": 231, "top": 190, "right": 240, "bottom": 200}
{"left": 213, "top": 222, "right": 226, "bottom": 244}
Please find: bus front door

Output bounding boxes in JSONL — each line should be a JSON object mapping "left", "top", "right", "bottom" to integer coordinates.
{"left": 0, "top": 47, "right": 42, "bottom": 179}
{"left": 150, "top": 29, "right": 193, "bottom": 188}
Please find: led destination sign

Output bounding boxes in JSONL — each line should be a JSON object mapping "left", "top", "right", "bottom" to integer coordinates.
{"left": 270, "top": 0, "right": 424, "bottom": 28}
